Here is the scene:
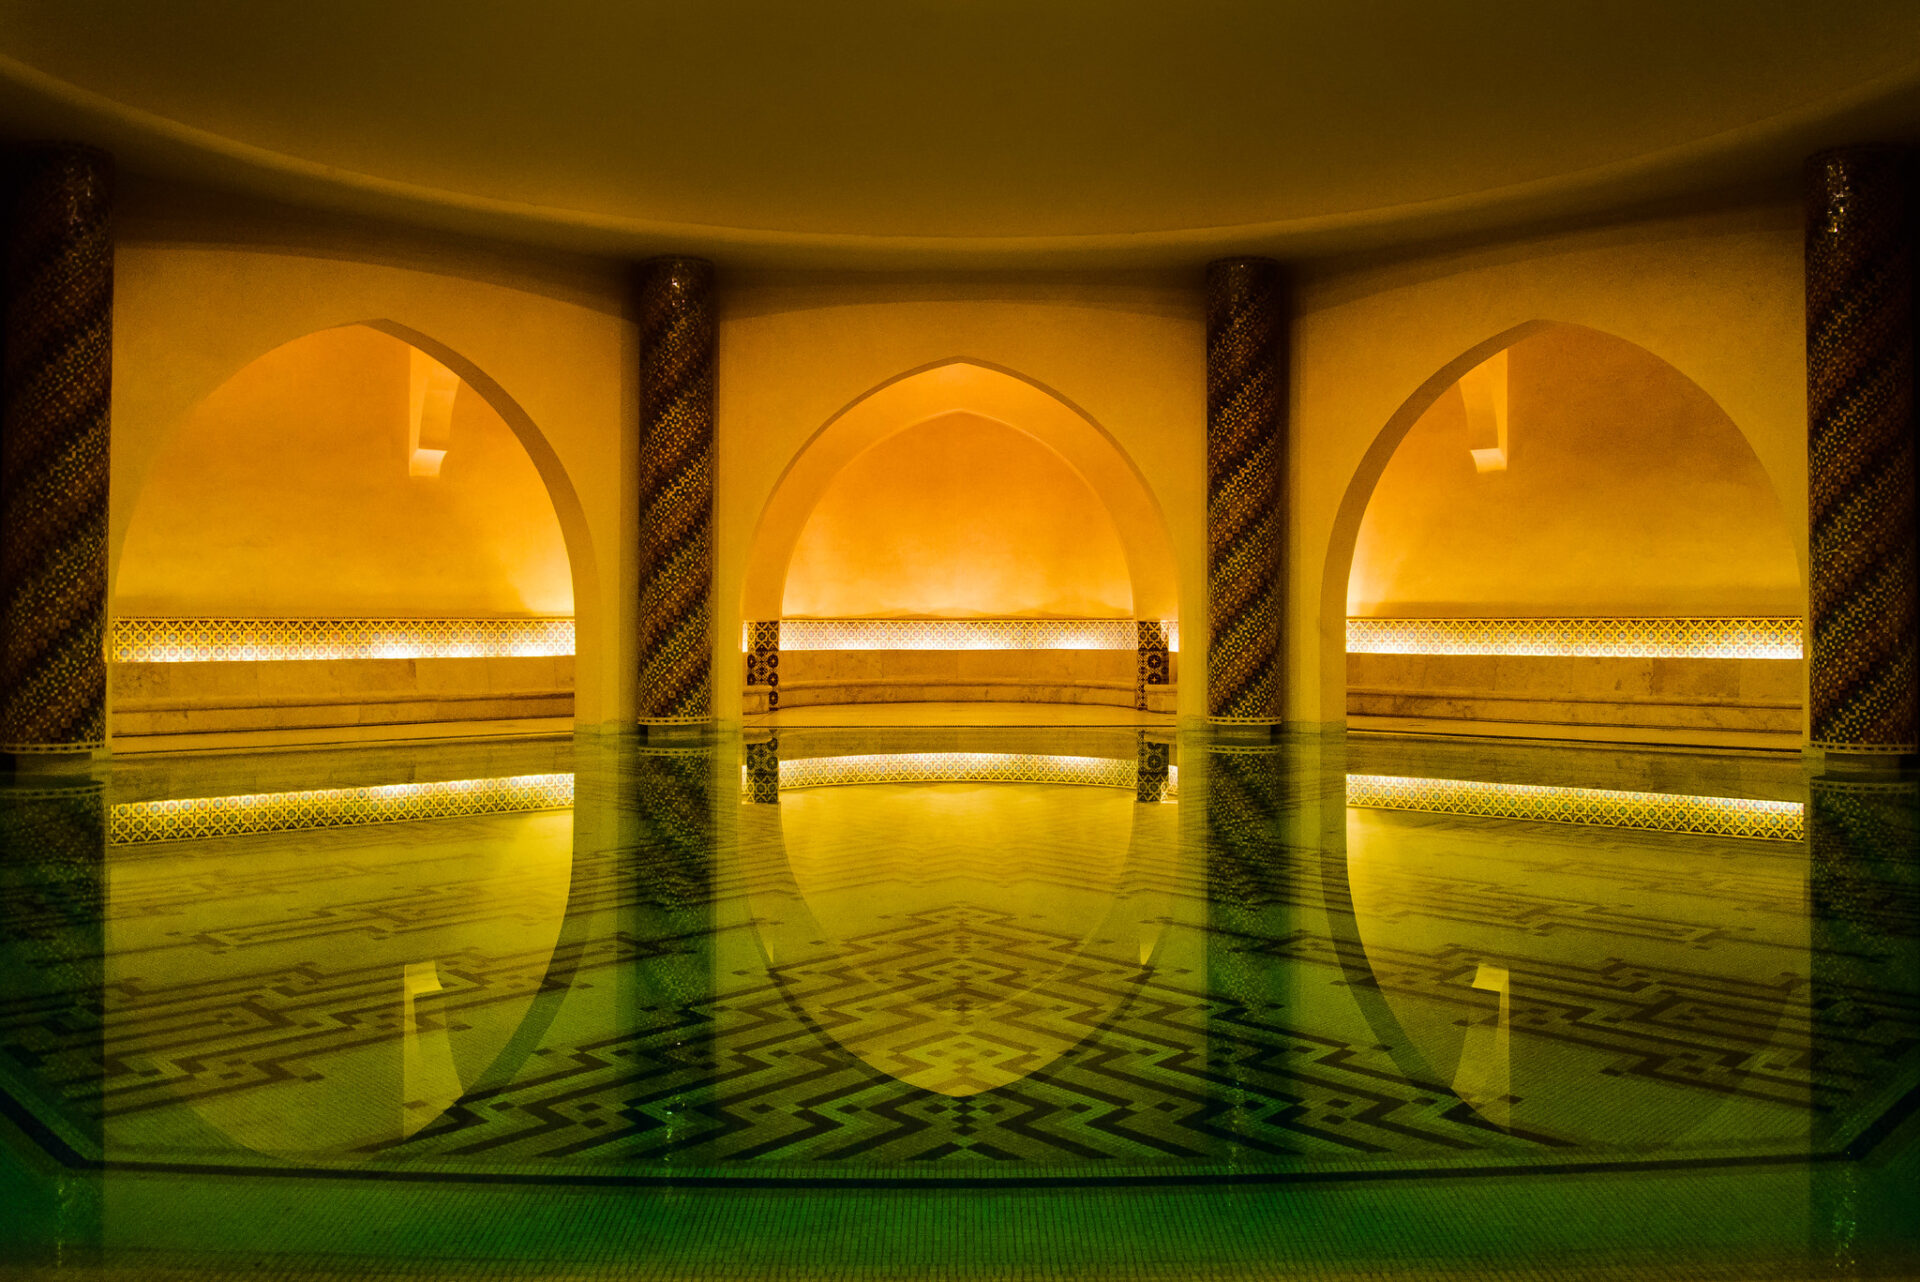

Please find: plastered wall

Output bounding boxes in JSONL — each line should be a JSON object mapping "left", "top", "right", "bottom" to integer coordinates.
{"left": 108, "top": 206, "right": 633, "bottom": 726}
{"left": 1296, "top": 205, "right": 1809, "bottom": 730}
{"left": 1349, "top": 323, "right": 1800, "bottom": 618}
{"left": 116, "top": 325, "right": 572, "bottom": 618}
{"left": 783, "top": 410, "right": 1134, "bottom": 619}
{"left": 106, "top": 193, "right": 1811, "bottom": 736}
{"left": 719, "top": 275, "right": 1206, "bottom": 719}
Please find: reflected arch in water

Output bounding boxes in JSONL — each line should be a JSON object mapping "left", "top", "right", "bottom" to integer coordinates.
{"left": 739, "top": 734, "right": 1180, "bottom": 1097}
{"left": 1325, "top": 797, "right": 1805, "bottom": 1150}
{"left": 102, "top": 805, "right": 579, "bottom": 1161}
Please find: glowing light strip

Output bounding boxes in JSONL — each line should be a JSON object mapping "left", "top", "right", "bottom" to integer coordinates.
{"left": 109, "top": 773, "right": 575, "bottom": 844}
{"left": 1345, "top": 617, "right": 1800, "bottom": 660}
{"left": 762, "top": 752, "right": 1177, "bottom": 800}
{"left": 1345, "top": 773, "right": 1802, "bottom": 842}
{"left": 770, "top": 620, "right": 1178, "bottom": 652}
{"left": 111, "top": 618, "right": 575, "bottom": 663}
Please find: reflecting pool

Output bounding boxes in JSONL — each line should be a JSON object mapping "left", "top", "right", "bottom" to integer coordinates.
{"left": 1, "top": 726, "right": 1916, "bottom": 1279}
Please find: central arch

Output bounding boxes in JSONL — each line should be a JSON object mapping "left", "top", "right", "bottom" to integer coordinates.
{"left": 743, "top": 358, "right": 1179, "bottom": 625}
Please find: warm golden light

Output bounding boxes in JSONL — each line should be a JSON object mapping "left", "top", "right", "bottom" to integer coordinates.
{"left": 781, "top": 412, "right": 1135, "bottom": 619}
{"left": 1345, "top": 772, "right": 1801, "bottom": 841}
{"left": 110, "top": 773, "right": 575, "bottom": 844}
{"left": 766, "top": 619, "right": 1173, "bottom": 651}
{"left": 748, "top": 751, "right": 1176, "bottom": 800}
{"left": 1345, "top": 617, "right": 1800, "bottom": 659}
{"left": 112, "top": 618, "right": 575, "bottom": 662}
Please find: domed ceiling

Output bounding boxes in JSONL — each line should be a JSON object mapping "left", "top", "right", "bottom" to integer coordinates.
{"left": 2, "top": 1, "right": 1919, "bottom": 265}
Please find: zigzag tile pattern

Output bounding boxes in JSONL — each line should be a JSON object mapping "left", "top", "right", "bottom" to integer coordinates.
{"left": 0, "top": 738, "right": 1914, "bottom": 1187}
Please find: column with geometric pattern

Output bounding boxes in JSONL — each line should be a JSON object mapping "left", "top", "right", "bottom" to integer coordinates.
{"left": 634, "top": 257, "right": 716, "bottom": 726}
{"left": 1206, "top": 258, "right": 1286, "bottom": 726}
{"left": 1806, "top": 149, "right": 1917, "bottom": 755}
{"left": 0, "top": 146, "right": 113, "bottom": 765}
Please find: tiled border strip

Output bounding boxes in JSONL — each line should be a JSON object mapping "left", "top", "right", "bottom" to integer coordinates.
{"left": 772, "top": 752, "right": 1177, "bottom": 799}
{"left": 111, "top": 618, "right": 575, "bottom": 663}
{"left": 772, "top": 619, "right": 1178, "bottom": 652}
{"left": 1345, "top": 617, "right": 1801, "bottom": 659}
{"left": 109, "top": 773, "right": 575, "bottom": 844}
{"left": 1346, "top": 773, "right": 1803, "bottom": 842}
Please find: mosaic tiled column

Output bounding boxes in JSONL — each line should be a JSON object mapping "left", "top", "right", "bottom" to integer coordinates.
{"left": 0, "top": 146, "right": 113, "bottom": 764}
{"left": 1807, "top": 149, "right": 1918, "bottom": 755}
{"left": 635, "top": 257, "right": 715, "bottom": 727}
{"left": 1206, "top": 258, "right": 1286, "bottom": 726}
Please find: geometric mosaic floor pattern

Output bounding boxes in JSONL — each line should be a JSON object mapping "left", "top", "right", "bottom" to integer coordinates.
{"left": 0, "top": 729, "right": 1915, "bottom": 1191}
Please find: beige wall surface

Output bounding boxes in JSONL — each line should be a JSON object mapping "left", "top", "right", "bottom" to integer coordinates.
{"left": 109, "top": 223, "right": 632, "bottom": 726}
{"left": 1297, "top": 205, "right": 1809, "bottom": 730}
{"left": 117, "top": 325, "right": 573, "bottom": 618}
{"left": 783, "top": 411, "right": 1134, "bottom": 619}
{"left": 720, "top": 274, "right": 1205, "bottom": 719}
{"left": 1348, "top": 324, "right": 1800, "bottom": 619}
{"left": 106, "top": 197, "right": 1811, "bottom": 735}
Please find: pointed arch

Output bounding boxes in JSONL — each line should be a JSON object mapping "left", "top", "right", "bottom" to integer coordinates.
{"left": 742, "top": 358, "right": 1178, "bottom": 621}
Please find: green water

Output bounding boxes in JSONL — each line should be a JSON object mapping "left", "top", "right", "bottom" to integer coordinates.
{"left": 1, "top": 726, "right": 1915, "bottom": 1279}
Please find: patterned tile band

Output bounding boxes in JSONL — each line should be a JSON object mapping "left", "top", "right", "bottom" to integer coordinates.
{"left": 110, "top": 618, "right": 575, "bottom": 663}
{"left": 0, "top": 147, "right": 114, "bottom": 752}
{"left": 1136, "top": 619, "right": 1170, "bottom": 709}
{"left": 768, "top": 752, "right": 1177, "bottom": 799}
{"left": 1806, "top": 150, "right": 1918, "bottom": 750}
{"left": 1345, "top": 773, "right": 1803, "bottom": 842}
{"left": 635, "top": 257, "right": 716, "bottom": 724}
{"left": 769, "top": 619, "right": 1170, "bottom": 651}
{"left": 1206, "top": 258, "right": 1286, "bottom": 724}
{"left": 1346, "top": 617, "right": 1803, "bottom": 659}
{"left": 108, "top": 773, "right": 575, "bottom": 845}
{"left": 744, "top": 619, "right": 780, "bottom": 709}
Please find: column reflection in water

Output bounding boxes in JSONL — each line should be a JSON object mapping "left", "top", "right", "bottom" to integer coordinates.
{"left": 1199, "top": 733, "right": 1295, "bottom": 1167}
{"left": 0, "top": 779, "right": 105, "bottom": 1265}
{"left": 622, "top": 734, "right": 718, "bottom": 1162}
{"left": 1807, "top": 774, "right": 1920, "bottom": 1269}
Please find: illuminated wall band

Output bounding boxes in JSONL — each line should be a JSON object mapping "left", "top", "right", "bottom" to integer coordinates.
{"left": 764, "top": 619, "right": 1178, "bottom": 652}
{"left": 1346, "top": 617, "right": 1802, "bottom": 660}
{"left": 1346, "top": 773, "right": 1803, "bottom": 842}
{"left": 763, "top": 751, "right": 1177, "bottom": 799}
{"left": 109, "top": 773, "right": 574, "bottom": 845}
{"left": 111, "top": 618, "right": 575, "bottom": 663}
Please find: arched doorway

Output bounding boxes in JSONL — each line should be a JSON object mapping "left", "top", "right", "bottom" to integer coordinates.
{"left": 740, "top": 360, "right": 1180, "bottom": 716}
{"left": 1323, "top": 322, "right": 1804, "bottom": 749}
{"left": 112, "top": 323, "right": 585, "bottom": 744}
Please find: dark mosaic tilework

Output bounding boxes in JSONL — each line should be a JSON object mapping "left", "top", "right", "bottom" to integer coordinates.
{"left": 0, "top": 145, "right": 112, "bottom": 752}
{"left": 1806, "top": 149, "right": 1919, "bottom": 751}
{"left": 1135, "top": 620, "right": 1169, "bottom": 710}
{"left": 744, "top": 620, "right": 779, "bottom": 710}
{"left": 1205, "top": 259, "right": 1285, "bottom": 725}
{"left": 634, "top": 258, "right": 716, "bottom": 725}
